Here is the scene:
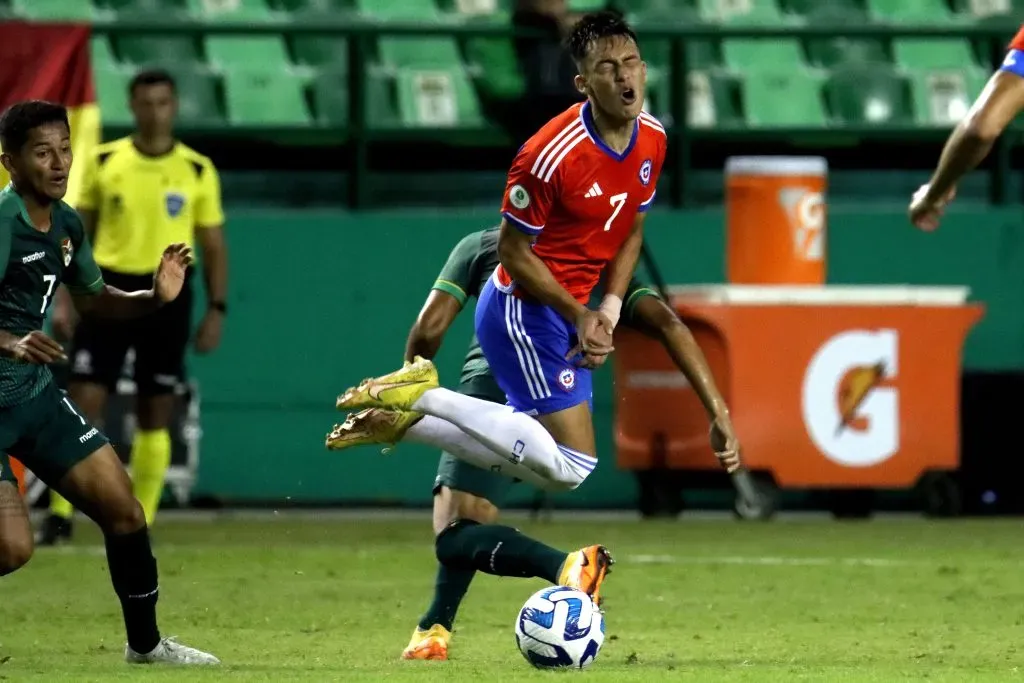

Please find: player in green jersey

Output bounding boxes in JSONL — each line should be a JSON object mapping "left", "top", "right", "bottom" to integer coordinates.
{"left": 326, "top": 227, "right": 741, "bottom": 661}
{"left": 0, "top": 101, "right": 218, "bottom": 665}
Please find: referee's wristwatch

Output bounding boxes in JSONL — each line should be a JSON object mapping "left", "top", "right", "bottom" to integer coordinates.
{"left": 210, "top": 301, "right": 228, "bottom": 315}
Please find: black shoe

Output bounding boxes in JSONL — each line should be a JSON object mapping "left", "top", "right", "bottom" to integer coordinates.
{"left": 35, "top": 514, "right": 73, "bottom": 546}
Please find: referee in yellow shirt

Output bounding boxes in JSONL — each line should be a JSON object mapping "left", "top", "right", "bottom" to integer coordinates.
{"left": 38, "top": 69, "right": 228, "bottom": 545}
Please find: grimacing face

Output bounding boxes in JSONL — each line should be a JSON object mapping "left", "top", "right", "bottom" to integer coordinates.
{"left": 1, "top": 122, "right": 73, "bottom": 202}
{"left": 576, "top": 35, "right": 647, "bottom": 123}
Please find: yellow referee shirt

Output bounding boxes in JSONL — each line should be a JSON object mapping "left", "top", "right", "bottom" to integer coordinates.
{"left": 77, "top": 137, "right": 224, "bottom": 275}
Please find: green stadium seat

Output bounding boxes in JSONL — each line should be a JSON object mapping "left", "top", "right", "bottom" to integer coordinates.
{"left": 464, "top": 34, "right": 526, "bottom": 101}
{"left": 274, "top": 0, "right": 354, "bottom": 10}
{"left": 206, "top": 36, "right": 291, "bottom": 71}
{"left": 626, "top": 0, "right": 692, "bottom": 15}
{"left": 379, "top": 38, "right": 465, "bottom": 69}
{"left": 105, "top": 0, "right": 188, "bottom": 13}
{"left": 353, "top": 0, "right": 464, "bottom": 71}
{"left": 12, "top": 0, "right": 98, "bottom": 18}
{"left": 94, "top": 67, "right": 135, "bottom": 127}
{"left": 116, "top": 36, "right": 202, "bottom": 68}
{"left": 826, "top": 64, "right": 913, "bottom": 125}
{"left": 866, "top": 0, "right": 957, "bottom": 23}
{"left": 783, "top": 0, "right": 860, "bottom": 15}
{"left": 186, "top": 0, "right": 274, "bottom": 20}
{"left": 698, "top": 0, "right": 785, "bottom": 24}
{"left": 908, "top": 69, "right": 988, "bottom": 126}
{"left": 893, "top": 39, "right": 980, "bottom": 70}
{"left": 166, "top": 68, "right": 225, "bottom": 125}
{"left": 291, "top": 36, "right": 349, "bottom": 68}
{"left": 637, "top": 5, "right": 718, "bottom": 75}
{"left": 442, "top": 0, "right": 508, "bottom": 15}
{"left": 723, "top": 39, "right": 804, "bottom": 72}
{"left": 309, "top": 70, "right": 350, "bottom": 126}
{"left": 648, "top": 71, "right": 742, "bottom": 128}
{"left": 804, "top": 5, "right": 887, "bottom": 68}
{"left": 952, "top": 0, "right": 1024, "bottom": 18}
{"left": 309, "top": 69, "right": 399, "bottom": 128}
{"left": 741, "top": 70, "right": 826, "bottom": 126}
{"left": 569, "top": 0, "right": 607, "bottom": 11}
{"left": 221, "top": 70, "right": 311, "bottom": 126}
{"left": 355, "top": 0, "right": 441, "bottom": 20}
{"left": 394, "top": 68, "right": 484, "bottom": 127}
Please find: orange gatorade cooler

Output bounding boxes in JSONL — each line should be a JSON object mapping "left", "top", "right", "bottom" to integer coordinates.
{"left": 725, "top": 156, "right": 828, "bottom": 285}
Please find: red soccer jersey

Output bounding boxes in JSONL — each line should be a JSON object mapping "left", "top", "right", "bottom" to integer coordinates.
{"left": 497, "top": 101, "right": 667, "bottom": 304}
{"left": 1010, "top": 24, "right": 1024, "bottom": 51}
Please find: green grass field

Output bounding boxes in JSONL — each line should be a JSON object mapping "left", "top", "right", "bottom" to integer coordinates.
{"left": 3, "top": 513, "right": 1024, "bottom": 682}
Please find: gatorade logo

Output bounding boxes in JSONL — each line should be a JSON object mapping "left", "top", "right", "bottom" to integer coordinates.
{"left": 778, "top": 187, "right": 825, "bottom": 261}
{"left": 801, "top": 330, "right": 899, "bottom": 468}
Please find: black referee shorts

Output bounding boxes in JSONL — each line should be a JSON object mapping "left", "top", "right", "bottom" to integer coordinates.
{"left": 69, "top": 268, "right": 194, "bottom": 397}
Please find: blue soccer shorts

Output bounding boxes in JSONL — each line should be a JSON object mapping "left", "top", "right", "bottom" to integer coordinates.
{"left": 474, "top": 276, "right": 593, "bottom": 416}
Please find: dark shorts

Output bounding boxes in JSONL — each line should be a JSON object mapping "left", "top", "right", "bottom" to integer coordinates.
{"left": 432, "top": 373, "right": 517, "bottom": 505}
{"left": 69, "top": 268, "right": 193, "bottom": 397}
{"left": 0, "top": 381, "right": 109, "bottom": 487}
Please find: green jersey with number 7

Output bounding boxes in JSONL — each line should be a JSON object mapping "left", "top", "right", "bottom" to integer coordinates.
{"left": 0, "top": 184, "right": 104, "bottom": 406}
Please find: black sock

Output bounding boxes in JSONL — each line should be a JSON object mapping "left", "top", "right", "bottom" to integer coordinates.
{"left": 417, "top": 563, "right": 476, "bottom": 632}
{"left": 435, "top": 519, "right": 566, "bottom": 584}
{"left": 105, "top": 526, "right": 161, "bottom": 654}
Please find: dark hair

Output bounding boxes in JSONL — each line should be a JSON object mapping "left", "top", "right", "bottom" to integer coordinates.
{"left": 0, "top": 100, "right": 70, "bottom": 154}
{"left": 566, "top": 11, "right": 639, "bottom": 68}
{"left": 129, "top": 68, "right": 177, "bottom": 97}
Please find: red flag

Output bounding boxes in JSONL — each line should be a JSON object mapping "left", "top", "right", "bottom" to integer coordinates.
{"left": 0, "top": 21, "right": 101, "bottom": 206}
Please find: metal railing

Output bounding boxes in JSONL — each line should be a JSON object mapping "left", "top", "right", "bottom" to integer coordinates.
{"left": 89, "top": 17, "right": 1021, "bottom": 208}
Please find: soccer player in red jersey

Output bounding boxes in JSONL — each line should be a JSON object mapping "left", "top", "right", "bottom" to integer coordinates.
{"left": 910, "top": 25, "right": 1024, "bottom": 230}
{"left": 334, "top": 13, "right": 730, "bottom": 605}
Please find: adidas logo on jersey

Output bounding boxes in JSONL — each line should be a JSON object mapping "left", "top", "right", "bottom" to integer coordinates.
{"left": 584, "top": 182, "right": 603, "bottom": 198}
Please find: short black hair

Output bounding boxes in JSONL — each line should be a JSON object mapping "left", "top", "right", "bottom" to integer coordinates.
{"left": 566, "top": 11, "right": 639, "bottom": 68}
{"left": 0, "top": 100, "right": 70, "bottom": 154}
{"left": 129, "top": 68, "right": 177, "bottom": 97}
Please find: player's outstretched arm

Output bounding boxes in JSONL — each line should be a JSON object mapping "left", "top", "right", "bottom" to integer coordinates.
{"left": 630, "top": 294, "right": 741, "bottom": 472}
{"left": 405, "top": 290, "right": 462, "bottom": 364}
{"left": 72, "top": 243, "right": 194, "bottom": 319}
{"left": 911, "top": 68, "right": 1024, "bottom": 230}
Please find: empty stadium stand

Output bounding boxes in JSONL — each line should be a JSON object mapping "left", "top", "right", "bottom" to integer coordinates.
{"left": 0, "top": 0, "right": 1016, "bottom": 130}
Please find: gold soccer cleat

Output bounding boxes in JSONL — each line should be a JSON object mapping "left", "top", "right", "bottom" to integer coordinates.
{"left": 558, "top": 545, "right": 615, "bottom": 607}
{"left": 335, "top": 355, "right": 439, "bottom": 412}
{"left": 325, "top": 408, "right": 423, "bottom": 451}
{"left": 400, "top": 624, "right": 451, "bottom": 661}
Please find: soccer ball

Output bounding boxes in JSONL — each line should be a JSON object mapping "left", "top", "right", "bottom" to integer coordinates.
{"left": 514, "top": 586, "right": 605, "bottom": 669}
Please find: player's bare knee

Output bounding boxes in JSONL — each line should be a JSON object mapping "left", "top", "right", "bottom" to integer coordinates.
{"left": 101, "top": 496, "right": 146, "bottom": 536}
{"left": 433, "top": 487, "right": 499, "bottom": 534}
{"left": 0, "top": 535, "right": 32, "bottom": 575}
{"left": 454, "top": 491, "right": 499, "bottom": 525}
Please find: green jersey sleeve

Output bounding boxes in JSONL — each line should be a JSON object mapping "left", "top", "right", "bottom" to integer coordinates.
{"left": 622, "top": 277, "right": 662, "bottom": 325}
{"left": 64, "top": 213, "right": 104, "bottom": 294}
{"left": 432, "top": 231, "right": 484, "bottom": 306}
{"left": 0, "top": 221, "right": 13, "bottom": 283}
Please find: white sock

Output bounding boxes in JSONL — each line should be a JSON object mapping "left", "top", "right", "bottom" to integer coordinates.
{"left": 406, "top": 416, "right": 554, "bottom": 490}
{"left": 409, "top": 388, "right": 596, "bottom": 491}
